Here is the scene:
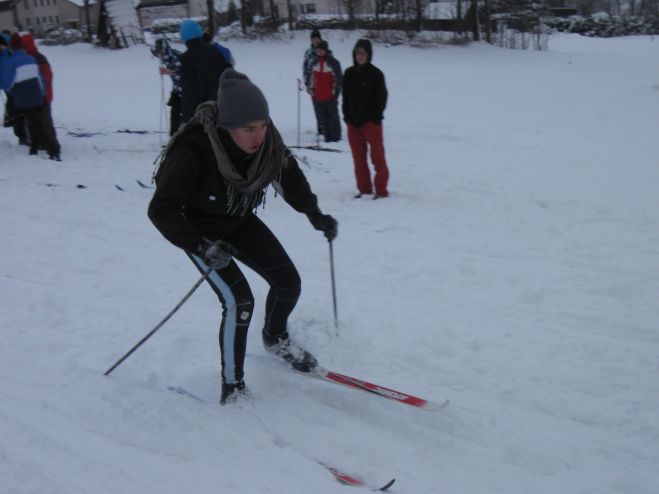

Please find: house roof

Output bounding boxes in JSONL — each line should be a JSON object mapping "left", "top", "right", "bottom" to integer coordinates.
{"left": 136, "top": 0, "right": 185, "bottom": 8}
{"left": 65, "top": 0, "right": 98, "bottom": 7}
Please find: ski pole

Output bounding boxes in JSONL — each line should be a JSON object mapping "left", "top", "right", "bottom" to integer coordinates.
{"left": 296, "top": 78, "right": 302, "bottom": 147}
{"left": 159, "top": 70, "right": 165, "bottom": 146}
{"left": 328, "top": 240, "right": 338, "bottom": 331}
{"left": 104, "top": 268, "right": 212, "bottom": 376}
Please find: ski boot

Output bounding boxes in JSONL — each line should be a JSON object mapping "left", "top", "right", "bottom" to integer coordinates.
{"left": 220, "top": 380, "right": 250, "bottom": 405}
{"left": 263, "top": 330, "right": 318, "bottom": 373}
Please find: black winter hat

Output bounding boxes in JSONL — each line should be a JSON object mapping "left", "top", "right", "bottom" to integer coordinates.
{"left": 310, "top": 29, "right": 321, "bottom": 39}
{"left": 317, "top": 40, "right": 328, "bottom": 51}
{"left": 217, "top": 69, "right": 270, "bottom": 129}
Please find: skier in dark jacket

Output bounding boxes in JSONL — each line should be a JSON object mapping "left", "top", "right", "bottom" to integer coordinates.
{"left": 342, "top": 39, "right": 389, "bottom": 198}
{"left": 179, "top": 19, "right": 231, "bottom": 123}
{"left": 148, "top": 69, "right": 338, "bottom": 405}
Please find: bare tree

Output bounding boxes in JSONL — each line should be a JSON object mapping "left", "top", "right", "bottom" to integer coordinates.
{"left": 346, "top": 0, "right": 355, "bottom": 22}
{"left": 84, "top": 0, "right": 92, "bottom": 42}
{"left": 207, "top": 0, "right": 215, "bottom": 35}
{"left": 286, "top": 0, "right": 294, "bottom": 29}
{"left": 240, "top": 0, "right": 253, "bottom": 33}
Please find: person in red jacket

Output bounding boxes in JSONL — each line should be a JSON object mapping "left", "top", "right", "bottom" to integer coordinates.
{"left": 21, "top": 33, "right": 61, "bottom": 160}
{"left": 308, "top": 40, "right": 342, "bottom": 143}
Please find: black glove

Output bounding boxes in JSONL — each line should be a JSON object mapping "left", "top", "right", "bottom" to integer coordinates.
{"left": 308, "top": 212, "right": 338, "bottom": 241}
{"left": 196, "top": 239, "right": 233, "bottom": 269}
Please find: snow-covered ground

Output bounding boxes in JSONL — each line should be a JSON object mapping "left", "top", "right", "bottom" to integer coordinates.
{"left": 1, "top": 31, "right": 658, "bottom": 494}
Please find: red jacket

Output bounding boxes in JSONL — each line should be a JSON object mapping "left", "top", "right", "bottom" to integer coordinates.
{"left": 21, "top": 33, "right": 53, "bottom": 103}
{"left": 311, "top": 55, "right": 342, "bottom": 102}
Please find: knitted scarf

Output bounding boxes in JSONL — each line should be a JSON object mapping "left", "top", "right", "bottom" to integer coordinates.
{"left": 155, "top": 101, "right": 286, "bottom": 215}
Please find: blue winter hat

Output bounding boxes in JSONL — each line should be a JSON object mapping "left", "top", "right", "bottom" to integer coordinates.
{"left": 180, "top": 20, "right": 203, "bottom": 42}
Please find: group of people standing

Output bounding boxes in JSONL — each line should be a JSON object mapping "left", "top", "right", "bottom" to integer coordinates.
{"left": 303, "top": 29, "right": 390, "bottom": 199}
{"left": 153, "top": 25, "right": 390, "bottom": 200}
{"left": 0, "top": 30, "right": 61, "bottom": 161}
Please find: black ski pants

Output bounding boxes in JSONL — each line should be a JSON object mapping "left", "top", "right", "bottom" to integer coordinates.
{"left": 188, "top": 213, "right": 301, "bottom": 384}
{"left": 24, "top": 105, "right": 59, "bottom": 157}
{"left": 167, "top": 92, "right": 182, "bottom": 136}
{"left": 312, "top": 99, "right": 341, "bottom": 142}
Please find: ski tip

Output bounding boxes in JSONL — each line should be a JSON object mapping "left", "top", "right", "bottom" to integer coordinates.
{"left": 420, "top": 399, "right": 450, "bottom": 412}
{"left": 376, "top": 478, "right": 396, "bottom": 492}
{"left": 115, "top": 184, "right": 125, "bottom": 191}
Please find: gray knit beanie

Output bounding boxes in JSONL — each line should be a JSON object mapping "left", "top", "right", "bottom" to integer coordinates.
{"left": 217, "top": 69, "right": 270, "bottom": 129}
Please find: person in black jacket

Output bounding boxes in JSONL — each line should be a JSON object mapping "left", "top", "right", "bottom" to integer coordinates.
{"left": 342, "top": 39, "right": 390, "bottom": 199}
{"left": 179, "top": 19, "right": 231, "bottom": 123}
{"left": 148, "top": 69, "right": 338, "bottom": 405}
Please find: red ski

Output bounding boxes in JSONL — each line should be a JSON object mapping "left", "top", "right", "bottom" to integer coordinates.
{"left": 309, "top": 367, "right": 449, "bottom": 412}
{"left": 320, "top": 463, "right": 395, "bottom": 491}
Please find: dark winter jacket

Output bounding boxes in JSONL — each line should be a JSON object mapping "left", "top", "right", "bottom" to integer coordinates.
{"left": 0, "top": 49, "right": 44, "bottom": 110}
{"left": 342, "top": 39, "right": 388, "bottom": 129}
{"left": 148, "top": 124, "right": 321, "bottom": 252}
{"left": 21, "top": 33, "right": 53, "bottom": 104}
{"left": 180, "top": 38, "right": 231, "bottom": 122}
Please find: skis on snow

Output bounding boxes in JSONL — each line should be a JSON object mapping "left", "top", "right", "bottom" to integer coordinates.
{"left": 306, "top": 366, "right": 449, "bottom": 412}
{"left": 320, "top": 463, "right": 395, "bottom": 491}
{"left": 166, "top": 384, "right": 395, "bottom": 491}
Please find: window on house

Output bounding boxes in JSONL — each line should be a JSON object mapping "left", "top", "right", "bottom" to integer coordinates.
{"left": 36, "top": 17, "right": 40, "bottom": 24}
{"left": 40, "top": 0, "right": 43, "bottom": 6}
{"left": 56, "top": 15, "right": 59, "bottom": 22}
{"left": 47, "top": 0, "right": 50, "bottom": 5}
{"left": 49, "top": 15, "right": 53, "bottom": 21}
{"left": 24, "top": 0, "right": 29, "bottom": 9}
{"left": 26, "top": 17, "right": 31, "bottom": 25}
{"left": 299, "top": 3, "right": 305, "bottom": 13}
{"left": 306, "top": 3, "right": 316, "bottom": 13}
{"left": 33, "top": 0, "right": 36, "bottom": 7}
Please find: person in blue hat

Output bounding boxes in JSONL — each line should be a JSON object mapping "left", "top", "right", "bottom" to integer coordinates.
{"left": 179, "top": 20, "right": 231, "bottom": 123}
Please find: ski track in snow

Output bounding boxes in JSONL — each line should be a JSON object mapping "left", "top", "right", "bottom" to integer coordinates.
{"left": 1, "top": 31, "right": 658, "bottom": 494}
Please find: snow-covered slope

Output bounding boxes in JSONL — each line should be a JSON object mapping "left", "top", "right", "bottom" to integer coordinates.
{"left": 1, "top": 32, "right": 658, "bottom": 493}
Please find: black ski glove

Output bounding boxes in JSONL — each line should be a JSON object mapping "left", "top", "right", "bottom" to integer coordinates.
{"left": 308, "top": 212, "right": 338, "bottom": 241}
{"left": 196, "top": 238, "right": 233, "bottom": 269}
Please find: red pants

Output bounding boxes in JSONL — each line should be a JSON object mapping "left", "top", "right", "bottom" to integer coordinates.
{"left": 347, "top": 122, "right": 389, "bottom": 196}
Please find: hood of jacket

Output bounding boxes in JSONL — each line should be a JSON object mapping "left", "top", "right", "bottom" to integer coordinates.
{"left": 21, "top": 33, "right": 38, "bottom": 56}
{"left": 352, "top": 38, "right": 373, "bottom": 65}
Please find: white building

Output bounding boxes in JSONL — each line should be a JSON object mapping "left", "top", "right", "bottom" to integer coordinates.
{"left": 1, "top": 0, "right": 99, "bottom": 34}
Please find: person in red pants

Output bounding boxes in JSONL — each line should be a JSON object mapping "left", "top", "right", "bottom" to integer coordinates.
{"left": 342, "top": 39, "right": 389, "bottom": 199}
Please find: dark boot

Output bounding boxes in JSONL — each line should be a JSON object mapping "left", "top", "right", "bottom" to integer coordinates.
{"left": 220, "top": 380, "right": 249, "bottom": 405}
{"left": 263, "top": 330, "right": 318, "bottom": 373}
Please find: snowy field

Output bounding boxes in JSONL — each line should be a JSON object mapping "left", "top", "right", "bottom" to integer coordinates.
{"left": 1, "top": 31, "right": 658, "bottom": 493}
